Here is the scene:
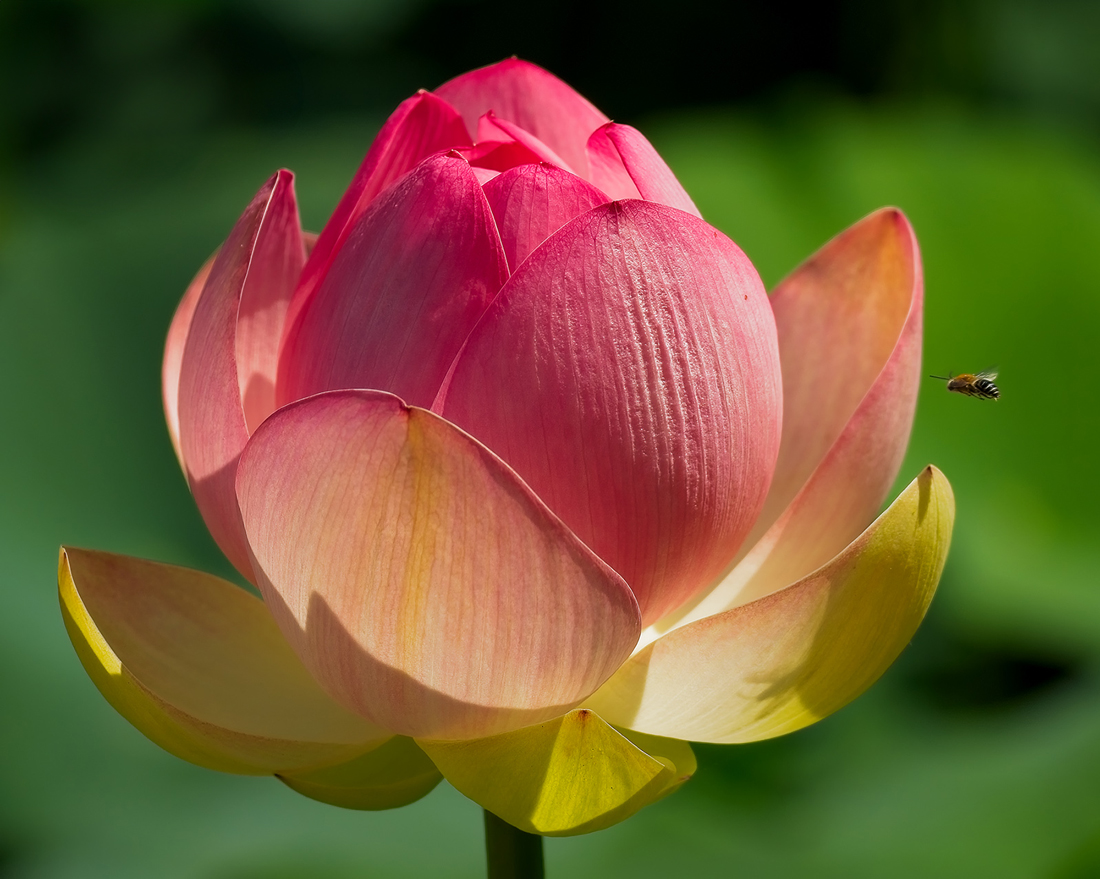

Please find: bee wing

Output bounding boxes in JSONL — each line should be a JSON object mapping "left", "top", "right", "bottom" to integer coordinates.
{"left": 977, "top": 367, "right": 999, "bottom": 380}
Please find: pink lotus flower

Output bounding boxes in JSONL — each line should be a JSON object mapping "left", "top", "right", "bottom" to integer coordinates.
{"left": 60, "top": 59, "right": 954, "bottom": 837}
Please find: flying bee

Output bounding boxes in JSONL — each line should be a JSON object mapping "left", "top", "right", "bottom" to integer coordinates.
{"left": 929, "top": 370, "right": 1000, "bottom": 400}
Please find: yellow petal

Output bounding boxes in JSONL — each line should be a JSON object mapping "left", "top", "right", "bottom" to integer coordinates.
{"left": 418, "top": 709, "right": 696, "bottom": 836}
{"left": 279, "top": 736, "right": 442, "bottom": 810}
{"left": 59, "top": 547, "right": 389, "bottom": 775}
{"left": 586, "top": 466, "right": 954, "bottom": 743}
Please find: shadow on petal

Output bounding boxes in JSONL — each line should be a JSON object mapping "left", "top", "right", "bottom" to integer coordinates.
{"left": 251, "top": 575, "right": 592, "bottom": 741}
{"left": 236, "top": 390, "right": 642, "bottom": 742}
{"left": 279, "top": 736, "right": 442, "bottom": 811}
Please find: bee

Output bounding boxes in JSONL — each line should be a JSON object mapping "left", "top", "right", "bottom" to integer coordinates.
{"left": 929, "top": 370, "right": 1000, "bottom": 400}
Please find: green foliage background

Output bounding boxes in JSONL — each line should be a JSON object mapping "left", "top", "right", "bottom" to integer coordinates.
{"left": 1, "top": 1, "right": 1099, "bottom": 875}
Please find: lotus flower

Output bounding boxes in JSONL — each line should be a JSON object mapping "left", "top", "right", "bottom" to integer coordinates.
{"left": 59, "top": 59, "right": 954, "bottom": 837}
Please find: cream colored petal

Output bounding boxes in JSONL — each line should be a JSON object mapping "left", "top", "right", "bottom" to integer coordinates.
{"left": 586, "top": 466, "right": 954, "bottom": 743}
{"left": 59, "top": 547, "right": 389, "bottom": 775}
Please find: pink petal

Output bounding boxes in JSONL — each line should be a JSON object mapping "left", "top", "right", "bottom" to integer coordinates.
{"left": 481, "top": 163, "right": 609, "bottom": 271}
{"left": 435, "top": 59, "right": 609, "bottom": 179}
{"left": 276, "top": 154, "right": 509, "bottom": 409}
{"left": 586, "top": 123, "right": 701, "bottom": 217}
{"left": 440, "top": 201, "right": 782, "bottom": 626}
{"left": 661, "top": 208, "right": 924, "bottom": 626}
{"left": 477, "top": 112, "right": 576, "bottom": 173}
{"left": 283, "top": 91, "right": 471, "bottom": 340}
{"left": 460, "top": 139, "right": 544, "bottom": 173}
{"left": 178, "top": 170, "right": 304, "bottom": 580}
{"left": 235, "top": 391, "right": 641, "bottom": 740}
{"left": 472, "top": 166, "right": 501, "bottom": 185}
{"left": 163, "top": 251, "right": 215, "bottom": 471}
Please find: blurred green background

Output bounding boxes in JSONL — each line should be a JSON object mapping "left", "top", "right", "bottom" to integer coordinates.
{"left": 2, "top": 0, "right": 1099, "bottom": 876}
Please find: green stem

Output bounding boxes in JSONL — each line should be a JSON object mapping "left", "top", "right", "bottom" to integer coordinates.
{"left": 483, "top": 810, "right": 545, "bottom": 879}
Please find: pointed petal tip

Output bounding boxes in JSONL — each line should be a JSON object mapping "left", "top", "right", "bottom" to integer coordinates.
{"left": 418, "top": 709, "right": 694, "bottom": 835}
{"left": 276, "top": 155, "right": 507, "bottom": 410}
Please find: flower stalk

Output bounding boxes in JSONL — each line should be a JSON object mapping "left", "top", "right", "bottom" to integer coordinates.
{"left": 484, "top": 810, "right": 545, "bottom": 879}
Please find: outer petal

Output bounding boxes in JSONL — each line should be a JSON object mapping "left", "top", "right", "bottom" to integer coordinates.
{"left": 279, "top": 736, "right": 442, "bottom": 810}
{"left": 178, "top": 170, "right": 304, "bottom": 580}
{"left": 586, "top": 123, "right": 701, "bottom": 217}
{"left": 235, "top": 391, "right": 641, "bottom": 740}
{"left": 435, "top": 58, "right": 609, "bottom": 179}
{"left": 586, "top": 466, "right": 954, "bottom": 743}
{"left": 481, "top": 163, "right": 608, "bottom": 271}
{"left": 163, "top": 251, "right": 215, "bottom": 470}
{"left": 660, "top": 208, "right": 922, "bottom": 627}
{"left": 276, "top": 154, "right": 509, "bottom": 409}
{"left": 58, "top": 547, "right": 389, "bottom": 775}
{"left": 441, "top": 200, "right": 782, "bottom": 625}
{"left": 164, "top": 233, "right": 319, "bottom": 474}
{"left": 285, "top": 91, "right": 471, "bottom": 331}
{"left": 418, "top": 709, "right": 695, "bottom": 836}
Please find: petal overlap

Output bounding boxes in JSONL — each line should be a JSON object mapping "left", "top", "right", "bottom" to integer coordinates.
{"left": 477, "top": 112, "right": 576, "bottom": 172}
{"left": 236, "top": 391, "right": 641, "bottom": 740}
{"left": 286, "top": 90, "right": 471, "bottom": 325}
{"left": 418, "top": 709, "right": 696, "bottom": 836}
{"left": 276, "top": 154, "right": 508, "bottom": 409}
{"left": 59, "top": 547, "right": 389, "bottom": 775}
{"left": 586, "top": 123, "right": 701, "bottom": 217}
{"left": 177, "top": 170, "right": 304, "bottom": 580}
{"left": 441, "top": 200, "right": 782, "bottom": 625}
{"left": 435, "top": 59, "right": 609, "bottom": 178}
{"left": 586, "top": 466, "right": 954, "bottom": 743}
{"left": 481, "top": 163, "right": 608, "bottom": 271}
{"left": 660, "top": 208, "right": 923, "bottom": 627}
